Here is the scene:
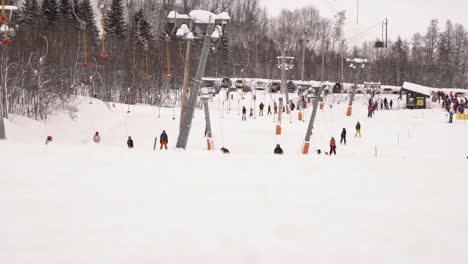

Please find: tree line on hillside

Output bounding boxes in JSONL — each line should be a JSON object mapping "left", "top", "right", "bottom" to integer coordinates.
{"left": 0, "top": 0, "right": 467, "bottom": 120}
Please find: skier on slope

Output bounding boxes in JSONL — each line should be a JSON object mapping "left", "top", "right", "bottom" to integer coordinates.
{"left": 329, "top": 137, "right": 337, "bottom": 155}
{"left": 221, "top": 147, "right": 230, "bottom": 154}
{"left": 274, "top": 102, "right": 278, "bottom": 114}
{"left": 127, "top": 136, "right": 134, "bottom": 149}
{"left": 93, "top": 132, "right": 101, "bottom": 143}
{"left": 355, "top": 121, "right": 361, "bottom": 137}
{"left": 160, "top": 130, "right": 168, "bottom": 150}
{"left": 242, "top": 106, "right": 247, "bottom": 121}
{"left": 45, "top": 136, "right": 53, "bottom": 145}
{"left": 449, "top": 111, "right": 454, "bottom": 123}
{"left": 340, "top": 128, "right": 347, "bottom": 145}
{"left": 249, "top": 107, "right": 254, "bottom": 118}
{"left": 274, "top": 144, "right": 284, "bottom": 155}
{"left": 267, "top": 104, "right": 272, "bottom": 115}
{"left": 259, "top": 102, "right": 264, "bottom": 116}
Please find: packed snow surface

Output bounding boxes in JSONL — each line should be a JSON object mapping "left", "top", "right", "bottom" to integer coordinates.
{"left": 1, "top": 91, "right": 468, "bottom": 264}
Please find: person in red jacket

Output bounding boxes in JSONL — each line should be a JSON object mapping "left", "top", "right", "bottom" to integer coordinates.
{"left": 329, "top": 137, "right": 337, "bottom": 155}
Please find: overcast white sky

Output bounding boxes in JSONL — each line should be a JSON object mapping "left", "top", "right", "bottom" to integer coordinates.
{"left": 261, "top": 0, "right": 468, "bottom": 45}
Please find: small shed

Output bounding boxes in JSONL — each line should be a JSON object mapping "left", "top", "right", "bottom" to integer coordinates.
{"left": 402, "top": 82, "right": 432, "bottom": 109}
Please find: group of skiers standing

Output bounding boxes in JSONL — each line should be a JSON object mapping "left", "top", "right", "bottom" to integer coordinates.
{"left": 438, "top": 91, "right": 467, "bottom": 123}
{"left": 327, "top": 121, "right": 361, "bottom": 156}
{"left": 273, "top": 121, "right": 362, "bottom": 156}
{"left": 242, "top": 100, "right": 301, "bottom": 121}
{"left": 125, "top": 130, "right": 168, "bottom": 149}
{"left": 368, "top": 97, "right": 393, "bottom": 118}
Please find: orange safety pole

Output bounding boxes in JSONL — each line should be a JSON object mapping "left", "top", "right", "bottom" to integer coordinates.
{"left": 165, "top": 34, "right": 171, "bottom": 76}
{"left": 100, "top": 16, "right": 108, "bottom": 58}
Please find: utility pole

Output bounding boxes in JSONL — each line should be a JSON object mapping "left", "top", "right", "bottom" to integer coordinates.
{"left": 176, "top": 17, "right": 216, "bottom": 150}
{"left": 357, "top": 0, "right": 359, "bottom": 24}
{"left": 179, "top": 23, "right": 193, "bottom": 130}
{"left": 301, "top": 37, "right": 306, "bottom": 81}
{"left": 346, "top": 58, "right": 367, "bottom": 116}
{"left": 0, "top": 46, "right": 7, "bottom": 140}
{"left": 302, "top": 86, "right": 325, "bottom": 154}
{"left": 321, "top": 38, "right": 325, "bottom": 84}
{"left": 341, "top": 40, "right": 345, "bottom": 86}
{"left": 278, "top": 48, "right": 286, "bottom": 126}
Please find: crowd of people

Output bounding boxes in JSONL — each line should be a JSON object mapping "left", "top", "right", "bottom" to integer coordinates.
{"left": 437, "top": 91, "right": 467, "bottom": 123}
{"left": 367, "top": 97, "right": 393, "bottom": 118}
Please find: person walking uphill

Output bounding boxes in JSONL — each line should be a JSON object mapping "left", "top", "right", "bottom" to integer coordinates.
{"left": 355, "top": 121, "right": 361, "bottom": 137}
{"left": 329, "top": 137, "right": 337, "bottom": 155}
{"left": 340, "top": 128, "right": 347, "bottom": 144}
{"left": 127, "top": 136, "right": 134, "bottom": 149}
{"left": 93, "top": 132, "right": 101, "bottom": 143}
{"left": 160, "top": 130, "right": 168, "bottom": 150}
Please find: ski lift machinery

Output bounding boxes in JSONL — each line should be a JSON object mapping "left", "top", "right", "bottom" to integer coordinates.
{"left": 1, "top": 4, "right": 19, "bottom": 45}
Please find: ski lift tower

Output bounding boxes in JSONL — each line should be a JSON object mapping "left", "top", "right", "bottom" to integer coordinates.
{"left": 346, "top": 58, "right": 367, "bottom": 116}
{"left": 174, "top": 10, "right": 230, "bottom": 150}
{"left": 302, "top": 84, "right": 326, "bottom": 154}
{"left": 275, "top": 50, "right": 294, "bottom": 134}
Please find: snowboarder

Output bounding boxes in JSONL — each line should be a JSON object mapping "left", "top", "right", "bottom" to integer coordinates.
{"left": 329, "top": 137, "right": 337, "bottom": 155}
{"left": 355, "top": 122, "right": 361, "bottom": 137}
{"left": 274, "top": 144, "right": 284, "bottom": 155}
{"left": 93, "top": 132, "right": 101, "bottom": 143}
{"left": 45, "top": 136, "right": 53, "bottom": 145}
{"left": 368, "top": 105, "right": 373, "bottom": 118}
{"left": 449, "top": 111, "right": 454, "bottom": 123}
{"left": 259, "top": 102, "right": 264, "bottom": 116}
{"left": 267, "top": 105, "right": 272, "bottom": 115}
{"left": 127, "top": 136, "right": 134, "bottom": 149}
{"left": 221, "top": 147, "right": 230, "bottom": 154}
{"left": 160, "top": 130, "right": 168, "bottom": 150}
{"left": 340, "top": 128, "right": 347, "bottom": 144}
{"left": 242, "top": 106, "right": 247, "bottom": 121}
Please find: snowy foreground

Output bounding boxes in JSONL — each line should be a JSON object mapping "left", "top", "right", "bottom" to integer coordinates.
{"left": 1, "top": 92, "right": 468, "bottom": 263}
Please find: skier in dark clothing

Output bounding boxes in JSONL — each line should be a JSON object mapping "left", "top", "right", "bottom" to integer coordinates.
{"left": 221, "top": 147, "right": 230, "bottom": 154}
{"left": 242, "top": 106, "right": 247, "bottom": 121}
{"left": 127, "top": 136, "right": 134, "bottom": 149}
{"left": 340, "top": 128, "right": 347, "bottom": 144}
{"left": 259, "top": 102, "right": 265, "bottom": 116}
{"left": 267, "top": 105, "right": 272, "bottom": 115}
{"left": 390, "top": 100, "right": 393, "bottom": 109}
{"left": 274, "top": 144, "right": 284, "bottom": 155}
{"left": 160, "top": 130, "right": 168, "bottom": 150}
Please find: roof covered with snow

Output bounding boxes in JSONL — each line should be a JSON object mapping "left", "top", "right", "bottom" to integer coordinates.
{"left": 402, "top": 82, "right": 433, "bottom": 97}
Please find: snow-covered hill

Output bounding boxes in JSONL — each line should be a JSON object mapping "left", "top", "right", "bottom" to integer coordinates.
{"left": 1, "top": 91, "right": 468, "bottom": 263}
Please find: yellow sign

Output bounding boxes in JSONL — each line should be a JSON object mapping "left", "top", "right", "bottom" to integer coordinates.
{"left": 416, "top": 98, "right": 424, "bottom": 107}
{"left": 457, "top": 114, "right": 468, "bottom": 120}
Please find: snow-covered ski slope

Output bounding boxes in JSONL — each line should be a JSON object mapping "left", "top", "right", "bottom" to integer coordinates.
{"left": 1, "top": 91, "right": 468, "bottom": 264}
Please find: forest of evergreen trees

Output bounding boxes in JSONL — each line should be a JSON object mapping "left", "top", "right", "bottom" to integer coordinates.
{"left": 1, "top": 0, "right": 467, "bottom": 120}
